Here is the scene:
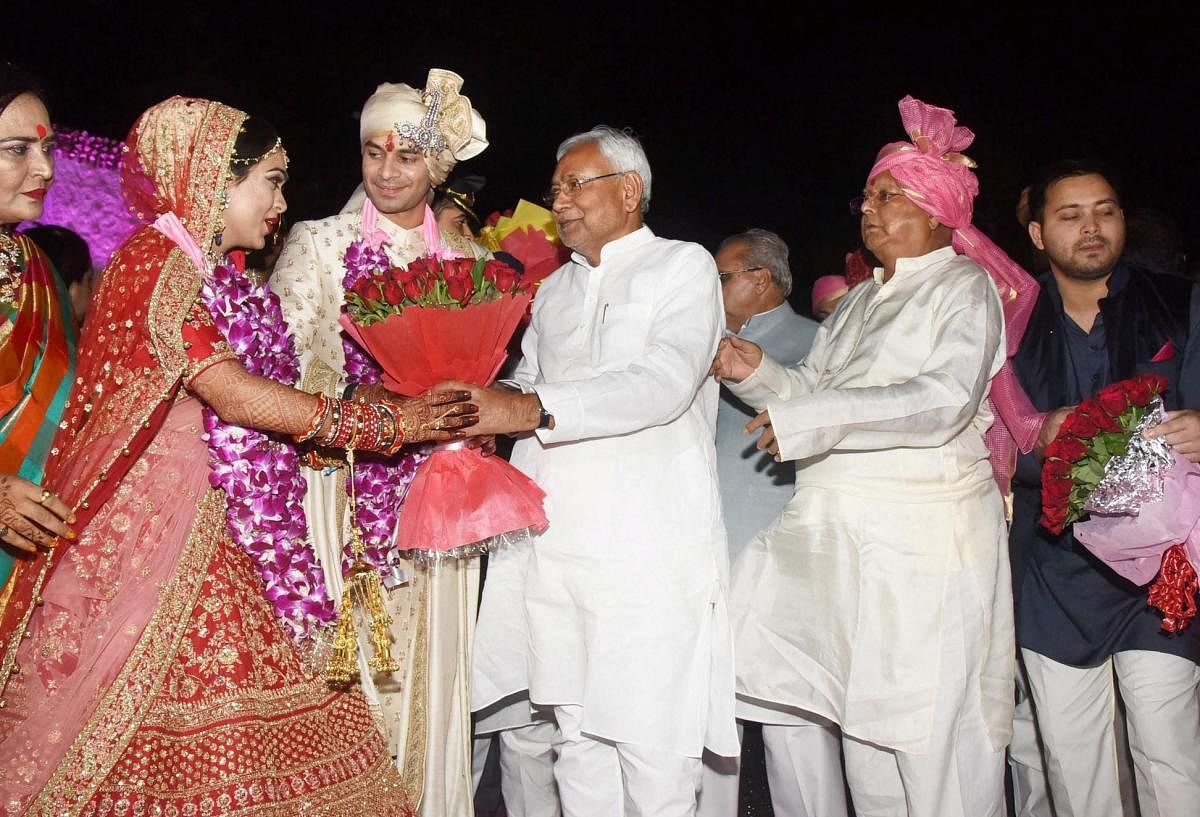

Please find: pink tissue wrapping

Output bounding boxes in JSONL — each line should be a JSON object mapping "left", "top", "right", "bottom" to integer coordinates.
{"left": 397, "top": 446, "right": 547, "bottom": 552}
{"left": 1074, "top": 450, "right": 1200, "bottom": 587}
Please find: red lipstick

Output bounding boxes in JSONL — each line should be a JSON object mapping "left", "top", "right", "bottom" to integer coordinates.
{"left": 21, "top": 188, "right": 47, "bottom": 200}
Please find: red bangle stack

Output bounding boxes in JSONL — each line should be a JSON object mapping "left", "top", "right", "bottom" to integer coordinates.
{"left": 294, "top": 394, "right": 406, "bottom": 455}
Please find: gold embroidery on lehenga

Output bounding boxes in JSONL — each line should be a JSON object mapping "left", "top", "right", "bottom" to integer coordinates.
{"left": 149, "top": 249, "right": 203, "bottom": 379}
{"left": 24, "top": 481, "right": 409, "bottom": 816}
{"left": 25, "top": 489, "right": 226, "bottom": 817}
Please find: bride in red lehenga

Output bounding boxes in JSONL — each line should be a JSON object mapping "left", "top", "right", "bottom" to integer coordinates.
{"left": 0, "top": 97, "right": 476, "bottom": 816}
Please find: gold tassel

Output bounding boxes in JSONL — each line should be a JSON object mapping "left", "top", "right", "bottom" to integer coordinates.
{"left": 325, "top": 448, "right": 399, "bottom": 683}
{"left": 325, "top": 587, "right": 360, "bottom": 684}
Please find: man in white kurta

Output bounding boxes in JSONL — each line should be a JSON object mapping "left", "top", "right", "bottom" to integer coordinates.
{"left": 270, "top": 70, "right": 486, "bottom": 817}
{"left": 464, "top": 126, "right": 738, "bottom": 817}
{"left": 720, "top": 245, "right": 1013, "bottom": 816}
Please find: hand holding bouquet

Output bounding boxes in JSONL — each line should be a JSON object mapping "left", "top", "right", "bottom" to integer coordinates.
{"left": 1040, "top": 374, "right": 1200, "bottom": 631}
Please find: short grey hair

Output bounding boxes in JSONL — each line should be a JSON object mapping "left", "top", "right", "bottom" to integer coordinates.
{"left": 556, "top": 125, "right": 652, "bottom": 214}
{"left": 718, "top": 228, "right": 792, "bottom": 297}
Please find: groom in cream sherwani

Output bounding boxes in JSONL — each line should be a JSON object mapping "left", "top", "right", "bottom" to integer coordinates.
{"left": 271, "top": 69, "right": 487, "bottom": 817}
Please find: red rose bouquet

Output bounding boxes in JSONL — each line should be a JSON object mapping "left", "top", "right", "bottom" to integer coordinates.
{"left": 340, "top": 252, "right": 547, "bottom": 559}
{"left": 1040, "top": 373, "right": 1200, "bottom": 631}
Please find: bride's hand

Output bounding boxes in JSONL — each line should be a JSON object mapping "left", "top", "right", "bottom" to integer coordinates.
{"left": 711, "top": 335, "right": 763, "bottom": 383}
{"left": 393, "top": 389, "right": 479, "bottom": 444}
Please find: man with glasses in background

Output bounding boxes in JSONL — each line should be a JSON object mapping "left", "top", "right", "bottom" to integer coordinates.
{"left": 699, "top": 228, "right": 848, "bottom": 817}
{"left": 462, "top": 125, "right": 738, "bottom": 816}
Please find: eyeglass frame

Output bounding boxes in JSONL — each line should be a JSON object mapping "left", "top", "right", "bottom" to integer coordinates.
{"left": 542, "top": 172, "right": 628, "bottom": 207}
{"left": 848, "top": 187, "right": 909, "bottom": 215}
{"left": 717, "top": 266, "right": 764, "bottom": 283}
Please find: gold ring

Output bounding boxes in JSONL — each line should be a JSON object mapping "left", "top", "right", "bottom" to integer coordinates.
{"left": 0, "top": 525, "right": 8, "bottom": 538}
{"left": 38, "top": 489, "right": 51, "bottom": 505}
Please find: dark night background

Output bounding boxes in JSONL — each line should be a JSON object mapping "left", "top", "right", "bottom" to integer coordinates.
{"left": 8, "top": 6, "right": 1200, "bottom": 310}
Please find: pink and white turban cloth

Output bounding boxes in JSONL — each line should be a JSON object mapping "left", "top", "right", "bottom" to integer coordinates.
{"left": 868, "top": 95, "right": 1045, "bottom": 499}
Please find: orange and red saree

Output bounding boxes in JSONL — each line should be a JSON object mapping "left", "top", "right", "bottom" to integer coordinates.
{"left": 0, "top": 233, "right": 76, "bottom": 612}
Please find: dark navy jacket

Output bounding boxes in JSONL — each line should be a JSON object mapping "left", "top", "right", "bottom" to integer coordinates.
{"left": 1009, "top": 261, "right": 1200, "bottom": 666}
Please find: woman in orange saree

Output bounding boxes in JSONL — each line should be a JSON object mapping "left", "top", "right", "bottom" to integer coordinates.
{"left": 0, "top": 96, "right": 477, "bottom": 816}
{"left": 0, "top": 65, "right": 77, "bottom": 614}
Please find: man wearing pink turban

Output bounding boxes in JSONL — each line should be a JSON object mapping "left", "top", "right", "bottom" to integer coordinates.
{"left": 811, "top": 274, "right": 849, "bottom": 321}
{"left": 713, "top": 96, "right": 1020, "bottom": 816}
{"left": 870, "top": 97, "right": 1046, "bottom": 500}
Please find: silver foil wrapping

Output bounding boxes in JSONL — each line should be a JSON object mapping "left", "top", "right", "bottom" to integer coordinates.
{"left": 1084, "top": 397, "right": 1173, "bottom": 516}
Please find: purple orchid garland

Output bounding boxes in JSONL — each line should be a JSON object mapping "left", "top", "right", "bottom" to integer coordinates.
{"left": 200, "top": 262, "right": 335, "bottom": 640}
{"left": 342, "top": 239, "right": 427, "bottom": 574}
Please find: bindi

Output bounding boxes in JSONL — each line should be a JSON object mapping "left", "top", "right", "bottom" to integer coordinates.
{"left": 36, "top": 124, "right": 47, "bottom": 138}
{"left": 384, "top": 131, "right": 395, "bottom": 152}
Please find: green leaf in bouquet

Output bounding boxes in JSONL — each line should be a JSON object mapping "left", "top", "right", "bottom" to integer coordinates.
{"left": 1097, "top": 431, "right": 1127, "bottom": 459}
{"left": 1072, "top": 459, "right": 1105, "bottom": 485}
{"left": 471, "top": 256, "right": 487, "bottom": 292}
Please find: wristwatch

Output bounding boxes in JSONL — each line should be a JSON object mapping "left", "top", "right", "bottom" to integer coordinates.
{"left": 536, "top": 398, "right": 553, "bottom": 430}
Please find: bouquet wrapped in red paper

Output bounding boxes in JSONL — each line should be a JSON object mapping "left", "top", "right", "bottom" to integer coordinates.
{"left": 1040, "top": 374, "right": 1200, "bottom": 631}
{"left": 340, "top": 250, "right": 547, "bottom": 560}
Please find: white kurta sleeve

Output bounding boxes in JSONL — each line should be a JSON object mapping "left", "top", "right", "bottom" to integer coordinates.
{"left": 727, "top": 322, "right": 832, "bottom": 410}
{"left": 534, "top": 247, "right": 721, "bottom": 443}
{"left": 767, "top": 272, "right": 1003, "bottom": 462}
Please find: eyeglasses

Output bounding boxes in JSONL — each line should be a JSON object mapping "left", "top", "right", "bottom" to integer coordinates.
{"left": 718, "top": 266, "right": 764, "bottom": 283}
{"left": 542, "top": 172, "right": 626, "bottom": 207}
{"left": 849, "top": 188, "right": 907, "bottom": 215}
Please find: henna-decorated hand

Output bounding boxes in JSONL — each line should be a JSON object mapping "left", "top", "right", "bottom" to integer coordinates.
{"left": 393, "top": 389, "right": 479, "bottom": 445}
{"left": 348, "top": 382, "right": 391, "bottom": 404}
{"left": 0, "top": 473, "right": 76, "bottom": 554}
{"left": 432, "top": 380, "right": 542, "bottom": 437}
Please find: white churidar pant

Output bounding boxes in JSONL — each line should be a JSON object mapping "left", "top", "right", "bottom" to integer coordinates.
{"left": 695, "top": 718, "right": 849, "bottom": 817}
{"left": 498, "top": 719, "right": 561, "bottom": 817}
{"left": 1021, "top": 648, "right": 1200, "bottom": 817}
{"left": 552, "top": 704, "right": 702, "bottom": 817}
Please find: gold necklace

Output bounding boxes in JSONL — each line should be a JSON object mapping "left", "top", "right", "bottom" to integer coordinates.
{"left": 0, "top": 229, "right": 22, "bottom": 307}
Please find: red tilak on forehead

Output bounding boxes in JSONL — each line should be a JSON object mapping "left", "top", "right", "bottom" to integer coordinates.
{"left": 384, "top": 131, "right": 396, "bottom": 152}
{"left": 36, "top": 124, "right": 47, "bottom": 138}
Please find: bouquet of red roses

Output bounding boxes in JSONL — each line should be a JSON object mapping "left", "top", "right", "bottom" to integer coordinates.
{"left": 340, "top": 252, "right": 547, "bottom": 559}
{"left": 1040, "top": 373, "right": 1200, "bottom": 631}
